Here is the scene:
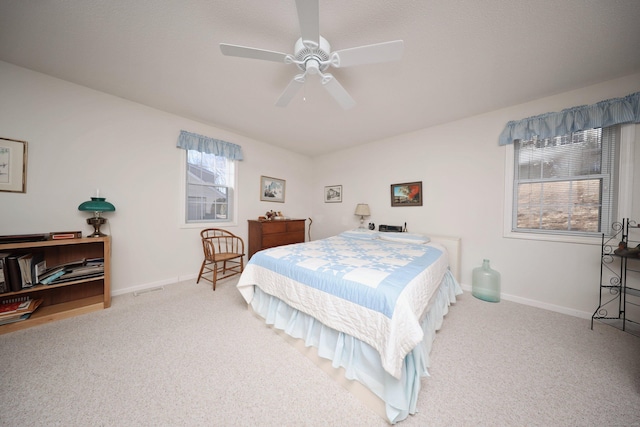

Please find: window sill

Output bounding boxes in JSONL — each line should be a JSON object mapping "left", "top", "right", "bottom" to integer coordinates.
{"left": 503, "top": 230, "right": 602, "bottom": 246}
{"left": 181, "top": 221, "right": 238, "bottom": 229}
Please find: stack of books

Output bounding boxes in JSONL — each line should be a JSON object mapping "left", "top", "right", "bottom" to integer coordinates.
{"left": 0, "top": 298, "right": 43, "bottom": 325}
{"left": 0, "top": 252, "right": 45, "bottom": 293}
{"left": 38, "top": 258, "right": 104, "bottom": 285}
{"left": 0, "top": 255, "right": 105, "bottom": 292}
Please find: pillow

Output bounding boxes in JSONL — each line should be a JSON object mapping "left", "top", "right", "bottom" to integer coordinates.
{"left": 378, "top": 232, "right": 430, "bottom": 244}
{"left": 339, "top": 230, "right": 379, "bottom": 240}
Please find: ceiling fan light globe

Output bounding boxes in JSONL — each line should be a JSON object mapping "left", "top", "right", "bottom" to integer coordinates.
{"left": 306, "top": 59, "right": 320, "bottom": 74}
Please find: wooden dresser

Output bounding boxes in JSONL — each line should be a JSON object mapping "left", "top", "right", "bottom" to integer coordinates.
{"left": 248, "top": 219, "right": 306, "bottom": 259}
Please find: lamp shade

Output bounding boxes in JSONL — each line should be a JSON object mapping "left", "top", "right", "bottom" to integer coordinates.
{"left": 354, "top": 203, "right": 370, "bottom": 216}
{"left": 78, "top": 197, "right": 116, "bottom": 212}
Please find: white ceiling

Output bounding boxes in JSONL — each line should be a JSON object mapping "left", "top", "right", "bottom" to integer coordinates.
{"left": 1, "top": 0, "right": 639, "bottom": 157}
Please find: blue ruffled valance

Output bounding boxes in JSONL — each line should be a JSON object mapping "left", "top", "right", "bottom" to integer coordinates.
{"left": 176, "top": 130, "right": 244, "bottom": 160}
{"left": 499, "top": 91, "right": 640, "bottom": 145}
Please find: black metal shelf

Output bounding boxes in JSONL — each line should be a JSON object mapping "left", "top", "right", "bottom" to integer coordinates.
{"left": 591, "top": 218, "right": 640, "bottom": 337}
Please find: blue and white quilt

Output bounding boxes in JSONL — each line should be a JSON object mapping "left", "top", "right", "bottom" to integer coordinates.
{"left": 237, "top": 231, "right": 451, "bottom": 379}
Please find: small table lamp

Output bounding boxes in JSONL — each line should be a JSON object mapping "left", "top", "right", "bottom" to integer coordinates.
{"left": 78, "top": 197, "right": 116, "bottom": 237}
{"left": 354, "top": 203, "right": 371, "bottom": 229}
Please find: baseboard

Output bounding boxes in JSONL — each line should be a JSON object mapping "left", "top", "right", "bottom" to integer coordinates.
{"left": 111, "top": 273, "right": 198, "bottom": 297}
{"left": 459, "top": 283, "right": 592, "bottom": 320}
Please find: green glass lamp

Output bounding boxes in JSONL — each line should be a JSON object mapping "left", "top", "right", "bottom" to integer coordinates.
{"left": 78, "top": 194, "right": 116, "bottom": 238}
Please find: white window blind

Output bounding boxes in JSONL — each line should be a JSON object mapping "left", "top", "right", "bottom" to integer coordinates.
{"left": 512, "top": 126, "right": 618, "bottom": 236}
{"left": 186, "top": 150, "right": 235, "bottom": 223}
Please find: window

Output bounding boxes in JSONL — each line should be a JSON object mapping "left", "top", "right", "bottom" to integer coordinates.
{"left": 511, "top": 126, "right": 619, "bottom": 237}
{"left": 185, "top": 150, "right": 236, "bottom": 223}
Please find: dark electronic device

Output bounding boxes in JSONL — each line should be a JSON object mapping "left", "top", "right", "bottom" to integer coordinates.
{"left": 379, "top": 224, "right": 403, "bottom": 232}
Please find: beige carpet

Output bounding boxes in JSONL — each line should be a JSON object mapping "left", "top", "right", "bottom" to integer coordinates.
{"left": 1, "top": 278, "right": 639, "bottom": 426}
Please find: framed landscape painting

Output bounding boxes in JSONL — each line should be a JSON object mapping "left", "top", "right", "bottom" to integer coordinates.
{"left": 0, "top": 138, "right": 27, "bottom": 193}
{"left": 324, "top": 185, "right": 342, "bottom": 203}
{"left": 390, "top": 181, "right": 422, "bottom": 207}
{"left": 260, "top": 175, "right": 285, "bottom": 202}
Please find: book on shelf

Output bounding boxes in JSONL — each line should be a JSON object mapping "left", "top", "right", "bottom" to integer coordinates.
{"left": 0, "top": 313, "right": 32, "bottom": 326}
{"left": 5, "top": 255, "right": 23, "bottom": 292}
{"left": 60, "top": 264, "right": 103, "bottom": 277}
{"left": 49, "top": 231, "right": 82, "bottom": 240}
{"left": 39, "top": 269, "right": 66, "bottom": 285}
{"left": 49, "top": 271, "right": 104, "bottom": 284}
{"left": 38, "top": 258, "right": 104, "bottom": 285}
{"left": 47, "top": 265, "right": 104, "bottom": 284}
{"left": 0, "top": 297, "right": 43, "bottom": 324}
{"left": 17, "top": 253, "right": 33, "bottom": 288}
{"left": 0, "top": 252, "right": 11, "bottom": 294}
{"left": 37, "top": 259, "right": 85, "bottom": 281}
{"left": 1, "top": 251, "right": 46, "bottom": 292}
{"left": 0, "top": 299, "right": 31, "bottom": 315}
{"left": 0, "top": 233, "right": 47, "bottom": 244}
{"left": 34, "top": 259, "right": 47, "bottom": 284}
{"left": 14, "top": 252, "right": 45, "bottom": 289}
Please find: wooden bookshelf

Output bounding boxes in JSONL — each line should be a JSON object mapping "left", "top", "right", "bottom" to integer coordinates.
{"left": 0, "top": 236, "right": 111, "bottom": 335}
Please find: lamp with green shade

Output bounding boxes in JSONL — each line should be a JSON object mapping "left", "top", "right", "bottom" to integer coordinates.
{"left": 78, "top": 193, "right": 116, "bottom": 238}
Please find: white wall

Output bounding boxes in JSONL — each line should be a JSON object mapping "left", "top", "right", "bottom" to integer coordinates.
{"left": 312, "top": 73, "right": 640, "bottom": 318}
{"left": 0, "top": 61, "right": 313, "bottom": 295}
{"left": 2, "top": 59, "right": 639, "bottom": 318}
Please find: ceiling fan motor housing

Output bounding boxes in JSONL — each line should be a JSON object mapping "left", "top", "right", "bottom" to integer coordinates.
{"left": 294, "top": 36, "right": 331, "bottom": 73}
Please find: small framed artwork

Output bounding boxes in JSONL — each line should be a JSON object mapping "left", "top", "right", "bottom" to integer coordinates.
{"left": 0, "top": 137, "right": 28, "bottom": 193}
{"left": 324, "top": 185, "right": 342, "bottom": 203}
{"left": 390, "top": 181, "right": 422, "bottom": 207}
{"left": 260, "top": 175, "right": 286, "bottom": 203}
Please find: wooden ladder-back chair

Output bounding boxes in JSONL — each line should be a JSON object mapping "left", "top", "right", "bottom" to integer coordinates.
{"left": 197, "top": 228, "right": 245, "bottom": 290}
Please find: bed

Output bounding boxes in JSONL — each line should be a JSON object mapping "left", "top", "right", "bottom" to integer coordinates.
{"left": 236, "top": 229, "right": 462, "bottom": 424}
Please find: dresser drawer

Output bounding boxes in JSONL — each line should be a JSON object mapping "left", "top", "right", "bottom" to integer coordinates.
{"left": 286, "top": 221, "right": 305, "bottom": 232}
{"left": 261, "top": 221, "right": 287, "bottom": 234}
{"left": 263, "top": 231, "right": 304, "bottom": 249}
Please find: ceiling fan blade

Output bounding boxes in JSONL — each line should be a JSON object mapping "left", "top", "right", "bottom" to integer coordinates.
{"left": 295, "top": 0, "right": 319, "bottom": 48}
{"left": 332, "top": 40, "right": 404, "bottom": 68}
{"left": 321, "top": 74, "right": 356, "bottom": 110}
{"left": 220, "top": 43, "right": 289, "bottom": 63}
{"left": 275, "top": 74, "right": 306, "bottom": 107}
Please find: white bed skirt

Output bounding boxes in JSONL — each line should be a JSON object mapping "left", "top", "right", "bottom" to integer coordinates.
{"left": 249, "top": 271, "right": 462, "bottom": 424}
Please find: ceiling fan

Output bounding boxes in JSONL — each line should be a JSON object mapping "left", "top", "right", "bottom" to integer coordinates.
{"left": 219, "top": 0, "right": 404, "bottom": 110}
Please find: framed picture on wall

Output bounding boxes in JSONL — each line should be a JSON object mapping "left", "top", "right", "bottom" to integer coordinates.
{"left": 0, "top": 137, "right": 28, "bottom": 193}
{"left": 324, "top": 185, "right": 342, "bottom": 203}
{"left": 260, "top": 175, "right": 286, "bottom": 202}
{"left": 390, "top": 181, "right": 422, "bottom": 207}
